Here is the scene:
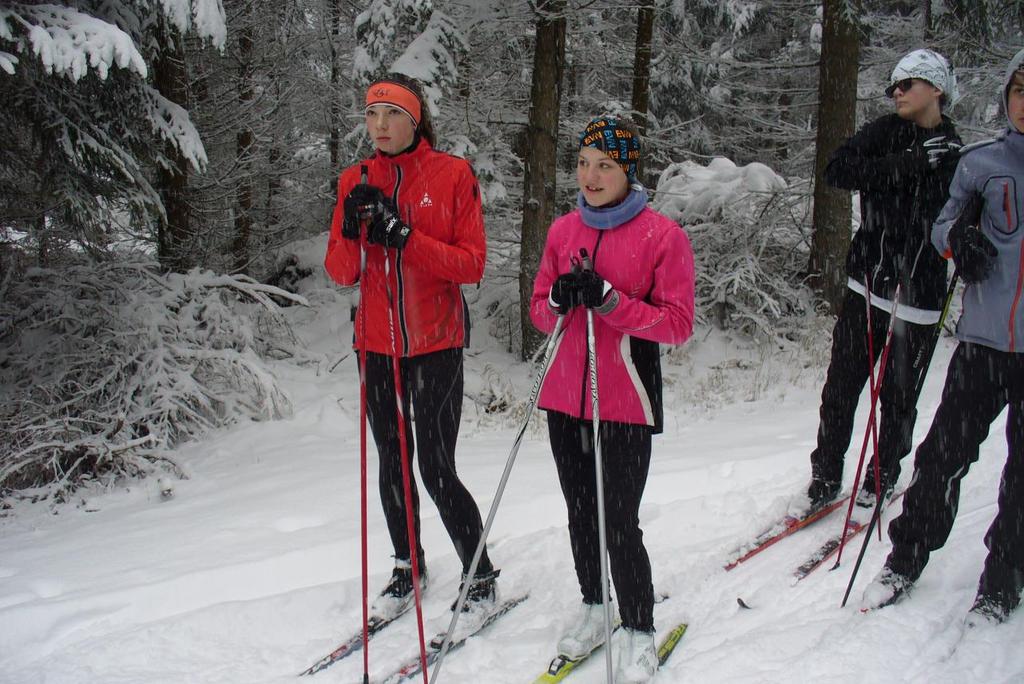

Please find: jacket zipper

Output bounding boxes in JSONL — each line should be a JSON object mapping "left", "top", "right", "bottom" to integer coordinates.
{"left": 1007, "top": 182, "right": 1023, "bottom": 353}
{"left": 392, "top": 165, "right": 410, "bottom": 356}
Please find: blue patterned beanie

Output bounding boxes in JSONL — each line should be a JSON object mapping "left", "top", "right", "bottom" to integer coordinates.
{"left": 578, "top": 116, "right": 641, "bottom": 180}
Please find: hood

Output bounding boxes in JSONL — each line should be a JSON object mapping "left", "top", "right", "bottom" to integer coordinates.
{"left": 1003, "top": 48, "right": 1024, "bottom": 131}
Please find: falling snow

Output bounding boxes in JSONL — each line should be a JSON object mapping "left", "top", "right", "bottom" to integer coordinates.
{"left": 1, "top": 264, "right": 1022, "bottom": 683}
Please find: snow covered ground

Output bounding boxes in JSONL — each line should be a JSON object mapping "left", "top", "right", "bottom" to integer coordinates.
{"left": 2, "top": 276, "right": 1023, "bottom": 684}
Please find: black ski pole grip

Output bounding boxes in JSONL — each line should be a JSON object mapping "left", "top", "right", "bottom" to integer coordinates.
{"left": 356, "top": 165, "right": 375, "bottom": 221}
{"left": 578, "top": 247, "right": 593, "bottom": 272}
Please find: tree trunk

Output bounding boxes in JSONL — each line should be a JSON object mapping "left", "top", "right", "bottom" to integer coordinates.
{"left": 328, "top": 0, "right": 343, "bottom": 179}
{"left": 631, "top": 0, "right": 655, "bottom": 136}
{"left": 808, "top": 0, "right": 859, "bottom": 313}
{"left": 519, "top": 0, "right": 566, "bottom": 359}
{"left": 233, "top": 20, "right": 255, "bottom": 274}
{"left": 35, "top": 214, "right": 48, "bottom": 268}
{"left": 153, "top": 40, "right": 192, "bottom": 273}
{"left": 631, "top": 0, "right": 655, "bottom": 183}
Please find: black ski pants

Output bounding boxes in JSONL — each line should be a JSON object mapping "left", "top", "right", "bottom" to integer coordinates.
{"left": 887, "top": 342, "right": 1024, "bottom": 605}
{"left": 547, "top": 410, "right": 654, "bottom": 632}
{"left": 363, "top": 347, "right": 492, "bottom": 576}
{"left": 810, "top": 290, "right": 934, "bottom": 490}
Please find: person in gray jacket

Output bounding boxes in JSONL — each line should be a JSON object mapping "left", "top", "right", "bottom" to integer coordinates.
{"left": 862, "top": 47, "right": 1024, "bottom": 626}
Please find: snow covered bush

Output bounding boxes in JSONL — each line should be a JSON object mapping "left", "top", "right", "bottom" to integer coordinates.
{"left": 653, "top": 157, "right": 819, "bottom": 343}
{"left": 0, "top": 262, "right": 306, "bottom": 503}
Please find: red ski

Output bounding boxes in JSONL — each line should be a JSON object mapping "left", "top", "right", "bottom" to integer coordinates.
{"left": 791, "top": 488, "right": 906, "bottom": 581}
{"left": 724, "top": 495, "right": 850, "bottom": 571}
{"left": 298, "top": 610, "right": 408, "bottom": 676}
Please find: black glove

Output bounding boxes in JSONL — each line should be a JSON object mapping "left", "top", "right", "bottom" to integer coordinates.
{"left": 949, "top": 221, "right": 997, "bottom": 284}
{"left": 367, "top": 199, "right": 412, "bottom": 249}
{"left": 898, "top": 136, "right": 961, "bottom": 176}
{"left": 922, "top": 136, "right": 962, "bottom": 171}
{"left": 342, "top": 184, "right": 385, "bottom": 240}
{"left": 578, "top": 269, "right": 614, "bottom": 310}
{"left": 549, "top": 273, "right": 582, "bottom": 314}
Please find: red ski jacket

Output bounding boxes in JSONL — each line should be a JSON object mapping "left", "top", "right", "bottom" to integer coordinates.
{"left": 325, "top": 139, "right": 486, "bottom": 357}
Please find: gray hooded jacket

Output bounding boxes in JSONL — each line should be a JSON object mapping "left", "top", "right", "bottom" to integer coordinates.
{"left": 932, "top": 48, "right": 1024, "bottom": 353}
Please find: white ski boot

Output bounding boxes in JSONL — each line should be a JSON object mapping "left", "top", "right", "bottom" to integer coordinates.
{"left": 557, "top": 599, "right": 616, "bottom": 660}
{"left": 613, "top": 626, "right": 657, "bottom": 683}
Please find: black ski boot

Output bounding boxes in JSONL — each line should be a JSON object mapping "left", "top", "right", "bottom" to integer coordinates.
{"left": 370, "top": 559, "right": 428, "bottom": 621}
{"left": 807, "top": 478, "right": 841, "bottom": 509}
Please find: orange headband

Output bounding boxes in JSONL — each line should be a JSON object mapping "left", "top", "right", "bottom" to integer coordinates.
{"left": 365, "top": 81, "right": 422, "bottom": 127}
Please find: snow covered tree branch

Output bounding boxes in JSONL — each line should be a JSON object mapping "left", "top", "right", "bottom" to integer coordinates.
{"left": 0, "top": 3, "right": 146, "bottom": 80}
{"left": 0, "top": 1, "right": 225, "bottom": 261}
{"left": 354, "top": 0, "right": 466, "bottom": 113}
{"left": 0, "top": 1, "right": 225, "bottom": 81}
{"left": 654, "top": 157, "right": 817, "bottom": 342}
{"left": 0, "top": 261, "right": 305, "bottom": 501}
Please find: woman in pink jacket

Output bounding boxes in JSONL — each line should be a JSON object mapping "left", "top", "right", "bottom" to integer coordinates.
{"left": 530, "top": 116, "right": 695, "bottom": 682}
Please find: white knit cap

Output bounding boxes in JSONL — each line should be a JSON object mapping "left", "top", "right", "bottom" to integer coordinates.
{"left": 885, "top": 49, "right": 960, "bottom": 104}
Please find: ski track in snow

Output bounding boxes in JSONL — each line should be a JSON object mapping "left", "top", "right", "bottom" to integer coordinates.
{"left": 1, "top": 308, "right": 1023, "bottom": 683}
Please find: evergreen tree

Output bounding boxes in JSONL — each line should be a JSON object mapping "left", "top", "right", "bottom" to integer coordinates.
{"left": 0, "top": 2, "right": 226, "bottom": 267}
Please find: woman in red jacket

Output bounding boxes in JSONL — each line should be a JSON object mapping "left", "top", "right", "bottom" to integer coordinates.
{"left": 324, "top": 74, "right": 496, "bottom": 627}
{"left": 530, "top": 116, "right": 695, "bottom": 683}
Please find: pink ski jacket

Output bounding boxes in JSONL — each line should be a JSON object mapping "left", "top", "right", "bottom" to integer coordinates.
{"left": 529, "top": 206, "right": 695, "bottom": 431}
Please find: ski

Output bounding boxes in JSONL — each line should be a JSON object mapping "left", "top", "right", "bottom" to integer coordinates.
{"left": 657, "top": 622, "right": 688, "bottom": 666}
{"left": 379, "top": 594, "right": 529, "bottom": 684}
{"left": 532, "top": 622, "right": 687, "bottom": 682}
{"left": 724, "top": 495, "right": 850, "bottom": 571}
{"left": 533, "top": 648, "right": 602, "bottom": 683}
{"left": 531, "top": 623, "right": 621, "bottom": 684}
{"left": 299, "top": 611, "right": 407, "bottom": 676}
{"left": 791, "top": 521, "right": 867, "bottom": 582}
{"left": 792, "top": 489, "right": 907, "bottom": 582}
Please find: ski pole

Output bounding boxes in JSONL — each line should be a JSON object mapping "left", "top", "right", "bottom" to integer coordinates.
{"left": 833, "top": 283, "right": 901, "bottom": 568}
{"left": 840, "top": 270, "right": 959, "bottom": 607}
{"left": 588, "top": 304, "right": 614, "bottom": 684}
{"left": 383, "top": 244, "right": 429, "bottom": 684}
{"left": 839, "top": 193, "right": 981, "bottom": 607}
{"left": 577, "top": 248, "right": 614, "bottom": 684}
{"left": 430, "top": 314, "right": 566, "bottom": 684}
{"left": 359, "top": 247, "right": 370, "bottom": 684}
{"left": 358, "top": 252, "right": 370, "bottom": 684}
{"left": 910, "top": 271, "right": 958, "bottom": 406}
{"left": 865, "top": 282, "right": 883, "bottom": 519}
{"left": 357, "top": 167, "right": 371, "bottom": 684}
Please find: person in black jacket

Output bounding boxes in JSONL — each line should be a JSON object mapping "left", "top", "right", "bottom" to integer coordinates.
{"left": 806, "top": 49, "right": 963, "bottom": 509}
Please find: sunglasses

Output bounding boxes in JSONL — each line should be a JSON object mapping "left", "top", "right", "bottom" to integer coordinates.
{"left": 888, "top": 78, "right": 916, "bottom": 97}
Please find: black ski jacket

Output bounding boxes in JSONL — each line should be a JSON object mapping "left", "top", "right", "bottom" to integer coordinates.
{"left": 825, "top": 113, "right": 961, "bottom": 312}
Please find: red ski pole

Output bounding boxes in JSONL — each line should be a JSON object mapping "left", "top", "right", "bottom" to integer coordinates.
{"left": 358, "top": 252, "right": 370, "bottom": 683}
{"left": 834, "top": 283, "right": 901, "bottom": 568}
{"left": 865, "top": 285, "right": 884, "bottom": 536}
{"left": 383, "top": 244, "right": 428, "bottom": 684}
{"left": 356, "top": 169, "right": 371, "bottom": 684}
{"left": 865, "top": 283, "right": 882, "bottom": 514}
{"left": 840, "top": 272, "right": 960, "bottom": 607}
